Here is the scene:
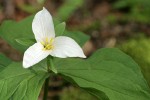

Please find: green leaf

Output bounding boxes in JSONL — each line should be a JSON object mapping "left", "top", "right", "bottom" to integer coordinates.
{"left": 0, "top": 15, "right": 34, "bottom": 52}
{"left": 84, "top": 88, "right": 109, "bottom": 100}
{"left": 16, "top": 38, "right": 36, "bottom": 46}
{"left": 54, "top": 48, "right": 150, "bottom": 100}
{"left": 49, "top": 57, "right": 57, "bottom": 74}
{"left": 0, "top": 62, "right": 49, "bottom": 100}
{"left": 55, "top": 22, "right": 66, "bottom": 36}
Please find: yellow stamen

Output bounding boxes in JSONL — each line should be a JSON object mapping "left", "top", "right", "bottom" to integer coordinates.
{"left": 41, "top": 37, "right": 54, "bottom": 51}
{"left": 50, "top": 38, "right": 54, "bottom": 43}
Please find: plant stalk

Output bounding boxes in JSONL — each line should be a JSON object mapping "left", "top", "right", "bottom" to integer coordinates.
{"left": 43, "top": 57, "right": 51, "bottom": 100}
{"left": 43, "top": 77, "right": 49, "bottom": 100}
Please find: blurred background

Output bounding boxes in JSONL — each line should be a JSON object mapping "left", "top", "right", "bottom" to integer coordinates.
{"left": 0, "top": 0, "right": 150, "bottom": 100}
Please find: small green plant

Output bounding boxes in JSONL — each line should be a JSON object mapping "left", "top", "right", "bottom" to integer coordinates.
{"left": 0, "top": 7, "right": 150, "bottom": 100}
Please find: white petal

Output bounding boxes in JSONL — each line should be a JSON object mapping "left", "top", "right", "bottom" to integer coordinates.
{"left": 50, "top": 36, "right": 86, "bottom": 58}
{"left": 23, "top": 42, "right": 51, "bottom": 68}
{"left": 32, "top": 7, "right": 55, "bottom": 42}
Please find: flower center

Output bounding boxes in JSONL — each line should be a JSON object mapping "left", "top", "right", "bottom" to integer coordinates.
{"left": 41, "top": 37, "right": 54, "bottom": 50}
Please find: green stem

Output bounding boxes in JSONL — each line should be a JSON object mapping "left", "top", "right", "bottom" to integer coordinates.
{"left": 43, "top": 57, "right": 51, "bottom": 100}
{"left": 47, "top": 56, "right": 50, "bottom": 72}
{"left": 43, "top": 77, "right": 49, "bottom": 100}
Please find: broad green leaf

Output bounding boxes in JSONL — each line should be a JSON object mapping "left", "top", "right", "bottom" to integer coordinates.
{"left": 0, "top": 15, "right": 89, "bottom": 52}
{"left": 54, "top": 48, "right": 150, "bottom": 100}
{"left": 84, "top": 88, "right": 109, "bottom": 100}
{"left": 16, "top": 38, "right": 36, "bottom": 46}
{"left": 0, "top": 61, "right": 49, "bottom": 100}
{"left": 49, "top": 57, "right": 57, "bottom": 74}
{"left": 0, "top": 15, "right": 34, "bottom": 52}
{"left": 55, "top": 22, "right": 66, "bottom": 36}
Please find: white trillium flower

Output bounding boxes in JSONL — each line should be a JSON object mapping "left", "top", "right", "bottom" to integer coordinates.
{"left": 23, "top": 7, "right": 86, "bottom": 68}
